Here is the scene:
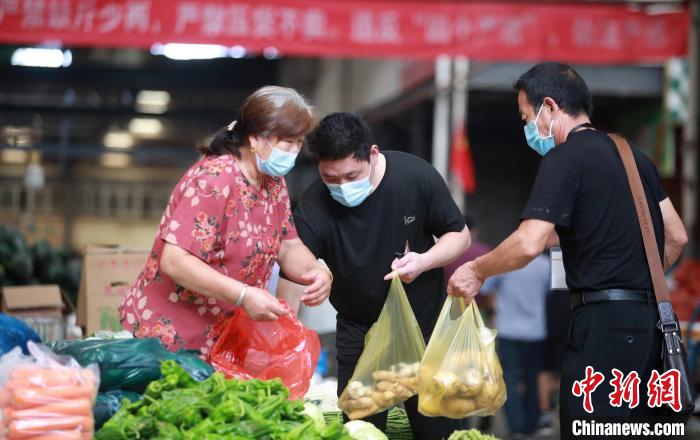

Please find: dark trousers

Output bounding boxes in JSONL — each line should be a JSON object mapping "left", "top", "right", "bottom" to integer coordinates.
{"left": 496, "top": 337, "right": 545, "bottom": 435}
{"left": 560, "top": 301, "right": 663, "bottom": 439}
{"left": 336, "top": 316, "right": 468, "bottom": 440}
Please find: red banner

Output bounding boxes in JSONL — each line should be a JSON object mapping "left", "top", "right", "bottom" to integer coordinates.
{"left": 0, "top": 0, "right": 689, "bottom": 63}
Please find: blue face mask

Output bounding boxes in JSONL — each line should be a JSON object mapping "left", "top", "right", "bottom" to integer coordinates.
{"left": 255, "top": 139, "right": 298, "bottom": 176}
{"left": 524, "top": 105, "right": 555, "bottom": 156}
{"left": 326, "top": 159, "right": 375, "bottom": 208}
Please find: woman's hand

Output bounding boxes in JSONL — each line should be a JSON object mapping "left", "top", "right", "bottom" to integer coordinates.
{"left": 241, "top": 286, "right": 289, "bottom": 321}
{"left": 300, "top": 266, "right": 332, "bottom": 307}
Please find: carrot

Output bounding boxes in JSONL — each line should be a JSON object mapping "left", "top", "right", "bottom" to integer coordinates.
{"left": 79, "top": 370, "right": 96, "bottom": 385}
{"left": 7, "top": 398, "right": 93, "bottom": 420}
{"left": 11, "top": 385, "right": 95, "bottom": 409}
{"left": 5, "top": 379, "right": 97, "bottom": 393}
{"left": 8, "top": 430, "right": 83, "bottom": 440}
{"left": 8, "top": 416, "right": 93, "bottom": 437}
{"left": 9, "top": 369, "right": 96, "bottom": 389}
{"left": 10, "top": 369, "right": 81, "bottom": 387}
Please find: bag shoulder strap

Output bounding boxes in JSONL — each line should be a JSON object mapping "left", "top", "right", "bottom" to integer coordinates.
{"left": 608, "top": 133, "right": 669, "bottom": 304}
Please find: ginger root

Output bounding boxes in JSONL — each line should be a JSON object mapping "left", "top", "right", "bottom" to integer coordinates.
{"left": 372, "top": 370, "right": 399, "bottom": 382}
{"left": 341, "top": 396, "right": 376, "bottom": 410}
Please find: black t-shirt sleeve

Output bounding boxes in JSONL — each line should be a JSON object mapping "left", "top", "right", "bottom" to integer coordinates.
{"left": 421, "top": 164, "right": 465, "bottom": 237}
{"left": 292, "top": 200, "right": 324, "bottom": 259}
{"left": 279, "top": 197, "right": 325, "bottom": 282}
{"left": 640, "top": 152, "right": 668, "bottom": 203}
{"left": 521, "top": 148, "right": 580, "bottom": 227}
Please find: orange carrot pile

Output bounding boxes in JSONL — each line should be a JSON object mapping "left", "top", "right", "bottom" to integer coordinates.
{"left": 1, "top": 366, "right": 97, "bottom": 440}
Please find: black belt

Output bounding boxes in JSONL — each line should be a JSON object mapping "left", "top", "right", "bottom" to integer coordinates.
{"left": 570, "top": 289, "right": 655, "bottom": 309}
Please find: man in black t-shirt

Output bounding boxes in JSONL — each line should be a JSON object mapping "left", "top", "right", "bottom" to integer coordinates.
{"left": 447, "top": 63, "right": 689, "bottom": 438}
{"left": 280, "top": 113, "right": 471, "bottom": 439}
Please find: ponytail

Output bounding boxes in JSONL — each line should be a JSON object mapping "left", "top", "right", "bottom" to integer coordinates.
{"left": 196, "top": 120, "right": 243, "bottom": 157}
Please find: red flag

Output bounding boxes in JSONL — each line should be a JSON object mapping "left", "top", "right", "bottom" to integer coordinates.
{"left": 450, "top": 125, "right": 476, "bottom": 194}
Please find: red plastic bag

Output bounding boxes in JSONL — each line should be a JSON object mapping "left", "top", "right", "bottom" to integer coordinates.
{"left": 209, "top": 300, "right": 321, "bottom": 399}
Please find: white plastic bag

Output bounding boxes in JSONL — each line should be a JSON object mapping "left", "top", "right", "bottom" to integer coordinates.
{"left": 1, "top": 341, "right": 100, "bottom": 439}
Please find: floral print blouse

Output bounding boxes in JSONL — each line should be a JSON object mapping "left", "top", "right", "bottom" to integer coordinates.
{"left": 119, "top": 154, "right": 297, "bottom": 354}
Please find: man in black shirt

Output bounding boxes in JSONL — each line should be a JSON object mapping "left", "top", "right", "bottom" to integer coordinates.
{"left": 282, "top": 113, "right": 471, "bottom": 439}
{"left": 448, "top": 63, "right": 688, "bottom": 438}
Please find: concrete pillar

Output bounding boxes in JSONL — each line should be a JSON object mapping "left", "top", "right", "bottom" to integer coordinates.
{"left": 683, "top": 0, "right": 699, "bottom": 255}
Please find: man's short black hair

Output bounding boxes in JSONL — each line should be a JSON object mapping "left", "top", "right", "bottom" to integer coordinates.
{"left": 514, "top": 63, "right": 593, "bottom": 118}
{"left": 306, "top": 112, "right": 373, "bottom": 162}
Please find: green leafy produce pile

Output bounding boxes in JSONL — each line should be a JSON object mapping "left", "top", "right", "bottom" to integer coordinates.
{"left": 96, "top": 360, "right": 352, "bottom": 440}
{"left": 447, "top": 429, "right": 500, "bottom": 440}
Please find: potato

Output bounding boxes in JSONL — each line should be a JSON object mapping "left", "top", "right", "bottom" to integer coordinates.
{"left": 474, "top": 380, "right": 500, "bottom": 409}
{"left": 418, "top": 394, "right": 443, "bottom": 417}
{"left": 431, "top": 371, "right": 461, "bottom": 397}
{"left": 443, "top": 397, "right": 476, "bottom": 417}
{"left": 480, "top": 350, "right": 503, "bottom": 376}
{"left": 457, "top": 368, "right": 483, "bottom": 397}
{"left": 419, "top": 364, "right": 435, "bottom": 382}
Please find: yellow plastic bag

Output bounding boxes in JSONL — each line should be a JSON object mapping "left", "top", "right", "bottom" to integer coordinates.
{"left": 338, "top": 273, "right": 426, "bottom": 420}
{"left": 418, "top": 297, "right": 506, "bottom": 419}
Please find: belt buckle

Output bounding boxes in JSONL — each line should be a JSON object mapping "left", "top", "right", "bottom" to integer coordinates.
{"left": 580, "top": 292, "right": 588, "bottom": 305}
{"left": 659, "top": 321, "right": 680, "bottom": 333}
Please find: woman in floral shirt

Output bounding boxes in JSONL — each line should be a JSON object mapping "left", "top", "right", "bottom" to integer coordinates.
{"left": 119, "top": 86, "right": 332, "bottom": 354}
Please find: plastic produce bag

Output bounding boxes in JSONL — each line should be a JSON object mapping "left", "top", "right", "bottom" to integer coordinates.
{"left": 418, "top": 298, "right": 506, "bottom": 419}
{"left": 93, "top": 390, "right": 141, "bottom": 430}
{"left": 338, "top": 274, "right": 426, "bottom": 420}
{"left": 0, "top": 313, "right": 41, "bottom": 355}
{"left": 0, "top": 341, "right": 99, "bottom": 439}
{"left": 47, "top": 337, "right": 212, "bottom": 392}
{"left": 209, "top": 299, "right": 320, "bottom": 399}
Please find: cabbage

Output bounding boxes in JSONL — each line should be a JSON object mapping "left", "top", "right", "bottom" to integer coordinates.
{"left": 448, "top": 429, "right": 500, "bottom": 440}
{"left": 302, "top": 402, "right": 326, "bottom": 432}
{"left": 344, "top": 420, "right": 388, "bottom": 440}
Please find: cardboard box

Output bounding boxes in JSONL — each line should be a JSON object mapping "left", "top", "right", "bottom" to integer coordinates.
{"left": 1, "top": 284, "right": 73, "bottom": 342}
{"left": 77, "top": 244, "right": 148, "bottom": 335}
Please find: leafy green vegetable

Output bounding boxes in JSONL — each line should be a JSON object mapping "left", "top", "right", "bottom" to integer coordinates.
{"left": 96, "top": 360, "right": 352, "bottom": 440}
{"left": 303, "top": 401, "right": 326, "bottom": 432}
{"left": 447, "top": 429, "right": 501, "bottom": 440}
{"left": 344, "top": 421, "right": 388, "bottom": 440}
